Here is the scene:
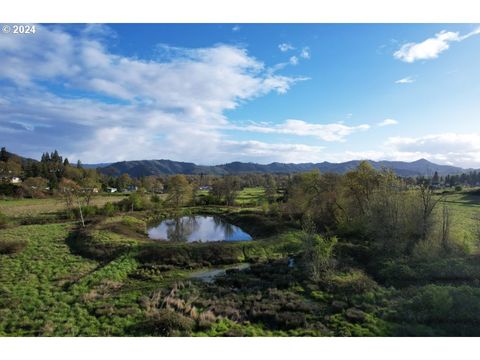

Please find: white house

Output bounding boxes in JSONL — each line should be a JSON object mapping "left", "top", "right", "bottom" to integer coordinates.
{"left": 10, "top": 177, "right": 22, "bottom": 184}
{"left": 106, "top": 187, "right": 117, "bottom": 193}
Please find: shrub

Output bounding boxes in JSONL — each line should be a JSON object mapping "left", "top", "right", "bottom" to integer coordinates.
{"left": 150, "top": 194, "right": 161, "bottom": 204}
{"left": 0, "top": 183, "right": 21, "bottom": 197}
{"left": 101, "top": 202, "right": 116, "bottom": 217}
{"left": 119, "top": 192, "right": 150, "bottom": 211}
{"left": 324, "top": 270, "right": 377, "bottom": 295}
{"left": 142, "top": 309, "right": 195, "bottom": 336}
{"left": 0, "top": 239, "right": 27, "bottom": 255}
{"left": 120, "top": 216, "right": 146, "bottom": 234}
{"left": 300, "top": 218, "right": 337, "bottom": 281}
{"left": 81, "top": 205, "right": 98, "bottom": 217}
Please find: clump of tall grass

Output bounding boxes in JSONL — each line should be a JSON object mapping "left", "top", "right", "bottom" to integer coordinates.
{"left": 0, "top": 238, "right": 27, "bottom": 255}
{"left": 140, "top": 282, "right": 219, "bottom": 334}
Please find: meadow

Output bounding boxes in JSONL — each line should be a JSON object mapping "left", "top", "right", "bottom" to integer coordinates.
{"left": 2, "top": 183, "right": 480, "bottom": 336}
{"left": 0, "top": 194, "right": 126, "bottom": 218}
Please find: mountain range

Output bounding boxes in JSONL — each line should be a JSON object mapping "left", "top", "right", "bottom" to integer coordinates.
{"left": 4, "top": 148, "right": 470, "bottom": 178}
{"left": 96, "top": 158, "right": 467, "bottom": 178}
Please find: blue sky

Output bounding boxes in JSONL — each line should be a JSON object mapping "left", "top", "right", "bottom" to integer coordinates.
{"left": 0, "top": 23, "right": 479, "bottom": 166}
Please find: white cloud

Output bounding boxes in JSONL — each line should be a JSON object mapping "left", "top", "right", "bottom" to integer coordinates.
{"left": 384, "top": 133, "right": 480, "bottom": 167}
{"left": 0, "top": 25, "right": 308, "bottom": 164}
{"left": 394, "top": 27, "right": 480, "bottom": 63}
{"left": 278, "top": 43, "right": 295, "bottom": 52}
{"left": 310, "top": 133, "right": 480, "bottom": 168}
{"left": 289, "top": 56, "right": 299, "bottom": 65}
{"left": 395, "top": 76, "right": 415, "bottom": 84}
{"left": 300, "top": 47, "right": 310, "bottom": 59}
{"left": 378, "top": 119, "right": 399, "bottom": 127}
{"left": 236, "top": 119, "right": 370, "bottom": 142}
{"left": 221, "top": 140, "right": 325, "bottom": 163}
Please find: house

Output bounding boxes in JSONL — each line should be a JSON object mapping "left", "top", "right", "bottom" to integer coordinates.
{"left": 127, "top": 185, "right": 138, "bottom": 192}
{"left": 80, "top": 187, "right": 99, "bottom": 193}
{"left": 10, "top": 176, "right": 22, "bottom": 184}
{"left": 0, "top": 176, "right": 22, "bottom": 184}
{"left": 106, "top": 187, "right": 117, "bottom": 193}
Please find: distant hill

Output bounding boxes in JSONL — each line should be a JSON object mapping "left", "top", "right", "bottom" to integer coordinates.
{"left": 82, "top": 163, "right": 112, "bottom": 169}
{"left": 97, "top": 158, "right": 465, "bottom": 178}
{"left": 3, "top": 149, "right": 37, "bottom": 165}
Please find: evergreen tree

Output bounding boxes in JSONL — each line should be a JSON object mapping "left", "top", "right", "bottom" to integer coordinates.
{"left": 0, "top": 147, "right": 8, "bottom": 162}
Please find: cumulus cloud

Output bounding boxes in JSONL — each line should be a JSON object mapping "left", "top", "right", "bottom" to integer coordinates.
{"left": 0, "top": 24, "right": 308, "bottom": 163}
{"left": 378, "top": 119, "right": 399, "bottom": 127}
{"left": 221, "top": 140, "right": 326, "bottom": 164}
{"left": 384, "top": 133, "right": 480, "bottom": 167}
{"left": 235, "top": 119, "right": 370, "bottom": 142}
{"left": 395, "top": 76, "right": 415, "bottom": 84}
{"left": 394, "top": 27, "right": 480, "bottom": 63}
{"left": 289, "top": 56, "right": 299, "bottom": 65}
{"left": 300, "top": 47, "right": 310, "bottom": 59}
{"left": 278, "top": 43, "right": 295, "bottom": 52}
{"left": 313, "top": 133, "right": 480, "bottom": 168}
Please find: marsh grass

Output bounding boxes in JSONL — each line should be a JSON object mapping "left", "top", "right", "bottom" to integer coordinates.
{"left": 1, "top": 186, "right": 480, "bottom": 336}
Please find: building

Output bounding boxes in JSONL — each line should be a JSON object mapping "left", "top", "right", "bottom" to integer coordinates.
{"left": 127, "top": 185, "right": 138, "bottom": 192}
{"left": 106, "top": 187, "right": 117, "bottom": 193}
{"left": 10, "top": 176, "right": 22, "bottom": 184}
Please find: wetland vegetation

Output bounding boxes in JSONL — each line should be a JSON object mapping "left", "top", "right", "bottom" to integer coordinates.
{"left": 2, "top": 148, "right": 480, "bottom": 336}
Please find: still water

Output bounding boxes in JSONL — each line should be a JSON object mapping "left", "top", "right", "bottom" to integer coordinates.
{"left": 147, "top": 215, "right": 253, "bottom": 242}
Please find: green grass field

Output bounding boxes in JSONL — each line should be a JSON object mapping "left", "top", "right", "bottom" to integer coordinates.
{"left": 0, "top": 194, "right": 126, "bottom": 217}
{"left": 438, "top": 189, "right": 480, "bottom": 251}
{"left": 235, "top": 187, "right": 266, "bottom": 206}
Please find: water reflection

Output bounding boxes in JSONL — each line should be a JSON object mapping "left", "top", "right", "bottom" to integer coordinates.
{"left": 148, "top": 215, "right": 253, "bottom": 242}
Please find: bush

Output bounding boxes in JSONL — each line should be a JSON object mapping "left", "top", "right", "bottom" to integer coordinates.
{"left": 300, "top": 218, "right": 337, "bottom": 281}
{"left": 323, "top": 270, "right": 377, "bottom": 295}
{"left": 81, "top": 205, "right": 98, "bottom": 217}
{"left": 150, "top": 194, "right": 161, "bottom": 204}
{"left": 119, "top": 193, "right": 150, "bottom": 211}
{"left": 0, "top": 239, "right": 27, "bottom": 255}
{"left": 141, "top": 309, "right": 195, "bottom": 336}
{"left": 120, "top": 216, "right": 146, "bottom": 234}
{"left": 0, "top": 183, "right": 21, "bottom": 197}
{"left": 72, "top": 205, "right": 98, "bottom": 219}
{"left": 395, "top": 285, "right": 480, "bottom": 335}
{"left": 101, "top": 202, "right": 116, "bottom": 217}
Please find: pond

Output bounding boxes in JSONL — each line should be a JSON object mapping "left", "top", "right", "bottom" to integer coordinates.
{"left": 147, "top": 215, "right": 253, "bottom": 242}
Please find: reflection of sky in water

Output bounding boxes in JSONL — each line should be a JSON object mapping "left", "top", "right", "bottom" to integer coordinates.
{"left": 147, "top": 215, "right": 253, "bottom": 242}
